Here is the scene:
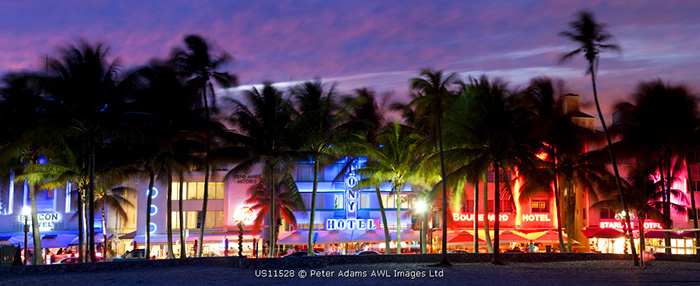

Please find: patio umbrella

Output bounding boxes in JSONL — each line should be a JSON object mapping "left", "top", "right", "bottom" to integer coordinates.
{"left": 351, "top": 230, "right": 386, "bottom": 243}
{"left": 277, "top": 230, "right": 317, "bottom": 245}
{"left": 316, "top": 230, "right": 353, "bottom": 244}
{"left": 390, "top": 230, "right": 421, "bottom": 242}
{"left": 582, "top": 228, "right": 625, "bottom": 239}
{"left": 529, "top": 230, "right": 573, "bottom": 243}
{"left": 446, "top": 231, "right": 484, "bottom": 245}
{"left": 644, "top": 230, "right": 684, "bottom": 239}
{"left": 496, "top": 231, "right": 530, "bottom": 243}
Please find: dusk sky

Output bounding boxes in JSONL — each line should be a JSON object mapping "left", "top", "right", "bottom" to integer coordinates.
{"left": 1, "top": 0, "right": 699, "bottom": 122}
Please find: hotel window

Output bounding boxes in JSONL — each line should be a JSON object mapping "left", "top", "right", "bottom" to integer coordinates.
{"left": 385, "top": 194, "right": 409, "bottom": 209}
{"left": 177, "top": 210, "right": 222, "bottom": 229}
{"left": 296, "top": 165, "right": 313, "bottom": 181}
{"left": 688, "top": 208, "right": 700, "bottom": 221}
{"left": 179, "top": 182, "right": 224, "bottom": 200}
{"left": 501, "top": 200, "right": 513, "bottom": 212}
{"left": 205, "top": 210, "right": 224, "bottom": 227}
{"left": 599, "top": 207, "right": 616, "bottom": 219}
{"left": 360, "top": 193, "right": 371, "bottom": 209}
{"left": 531, "top": 200, "right": 549, "bottom": 213}
{"left": 487, "top": 200, "right": 494, "bottom": 212}
{"left": 333, "top": 194, "right": 344, "bottom": 209}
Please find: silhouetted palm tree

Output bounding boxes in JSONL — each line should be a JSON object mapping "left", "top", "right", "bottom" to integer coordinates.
{"left": 611, "top": 80, "right": 698, "bottom": 254}
{"left": 356, "top": 122, "right": 422, "bottom": 254}
{"left": 290, "top": 80, "right": 345, "bottom": 255}
{"left": 408, "top": 68, "right": 459, "bottom": 266}
{"left": 171, "top": 35, "right": 237, "bottom": 257}
{"left": 221, "top": 83, "right": 299, "bottom": 257}
{"left": 444, "top": 75, "right": 538, "bottom": 264}
{"left": 559, "top": 10, "right": 638, "bottom": 265}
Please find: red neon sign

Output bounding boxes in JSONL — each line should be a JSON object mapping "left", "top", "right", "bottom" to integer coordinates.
{"left": 599, "top": 220, "right": 662, "bottom": 230}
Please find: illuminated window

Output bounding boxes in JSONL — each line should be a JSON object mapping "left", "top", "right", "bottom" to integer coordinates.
{"left": 333, "top": 194, "right": 344, "bottom": 209}
{"left": 296, "top": 165, "right": 313, "bottom": 181}
{"left": 531, "top": 200, "right": 549, "bottom": 213}
{"left": 360, "top": 193, "right": 371, "bottom": 209}
{"left": 180, "top": 182, "right": 224, "bottom": 200}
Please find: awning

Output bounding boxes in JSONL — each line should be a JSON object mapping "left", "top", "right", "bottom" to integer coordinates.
{"left": 14, "top": 234, "right": 76, "bottom": 248}
{"left": 69, "top": 234, "right": 113, "bottom": 245}
{"left": 351, "top": 230, "right": 386, "bottom": 243}
{"left": 497, "top": 230, "right": 530, "bottom": 243}
{"left": 119, "top": 231, "right": 136, "bottom": 240}
{"left": 583, "top": 228, "right": 625, "bottom": 239}
{"left": 316, "top": 230, "right": 353, "bottom": 244}
{"left": 278, "top": 230, "right": 317, "bottom": 245}
{"left": 390, "top": 230, "right": 421, "bottom": 242}
{"left": 133, "top": 234, "right": 179, "bottom": 244}
{"left": 185, "top": 233, "right": 258, "bottom": 243}
{"left": 529, "top": 230, "right": 571, "bottom": 243}
{"left": 446, "top": 231, "right": 484, "bottom": 245}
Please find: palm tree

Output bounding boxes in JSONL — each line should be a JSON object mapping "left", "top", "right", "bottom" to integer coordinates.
{"left": 244, "top": 164, "right": 305, "bottom": 251}
{"left": 559, "top": 10, "right": 638, "bottom": 265}
{"left": 443, "top": 75, "right": 539, "bottom": 264}
{"left": 92, "top": 184, "right": 134, "bottom": 259}
{"left": 356, "top": 122, "right": 422, "bottom": 254}
{"left": 290, "top": 80, "right": 344, "bottom": 255}
{"left": 42, "top": 41, "right": 125, "bottom": 262}
{"left": 341, "top": 88, "right": 392, "bottom": 250}
{"left": 408, "top": 68, "right": 459, "bottom": 265}
{"left": 611, "top": 80, "right": 699, "bottom": 255}
{"left": 593, "top": 163, "right": 684, "bottom": 266}
{"left": 221, "top": 83, "right": 299, "bottom": 257}
{"left": 171, "top": 34, "right": 237, "bottom": 257}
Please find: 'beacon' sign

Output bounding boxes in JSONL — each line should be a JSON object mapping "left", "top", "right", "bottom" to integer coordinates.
{"left": 326, "top": 218, "right": 377, "bottom": 231}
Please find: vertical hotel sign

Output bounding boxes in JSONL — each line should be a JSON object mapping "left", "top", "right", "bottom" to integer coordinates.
{"left": 345, "top": 159, "right": 359, "bottom": 219}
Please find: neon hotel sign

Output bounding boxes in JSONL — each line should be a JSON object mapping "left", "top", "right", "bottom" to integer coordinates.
{"left": 599, "top": 220, "right": 662, "bottom": 230}
{"left": 452, "top": 213, "right": 552, "bottom": 222}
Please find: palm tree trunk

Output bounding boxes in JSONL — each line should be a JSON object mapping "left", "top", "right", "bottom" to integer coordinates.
{"left": 29, "top": 183, "right": 42, "bottom": 265}
{"left": 589, "top": 59, "right": 639, "bottom": 266}
{"left": 167, "top": 166, "right": 174, "bottom": 259}
{"left": 553, "top": 170, "right": 566, "bottom": 252}
{"left": 179, "top": 171, "right": 186, "bottom": 258}
{"left": 685, "top": 154, "right": 700, "bottom": 257}
{"left": 88, "top": 144, "right": 96, "bottom": 262}
{"left": 78, "top": 189, "right": 84, "bottom": 263}
{"left": 492, "top": 163, "right": 502, "bottom": 265}
{"left": 665, "top": 156, "right": 673, "bottom": 254}
{"left": 396, "top": 189, "right": 402, "bottom": 254}
{"left": 146, "top": 172, "right": 155, "bottom": 260}
{"left": 483, "top": 172, "right": 493, "bottom": 253}
{"left": 307, "top": 159, "right": 319, "bottom": 255}
{"left": 566, "top": 180, "right": 574, "bottom": 253}
{"left": 198, "top": 88, "right": 211, "bottom": 258}
{"left": 437, "top": 119, "right": 451, "bottom": 266}
{"left": 268, "top": 163, "right": 276, "bottom": 258}
{"left": 473, "top": 179, "right": 479, "bottom": 253}
{"left": 638, "top": 216, "right": 646, "bottom": 268}
{"left": 102, "top": 197, "right": 107, "bottom": 260}
{"left": 659, "top": 158, "right": 671, "bottom": 254}
{"left": 376, "top": 186, "right": 391, "bottom": 253}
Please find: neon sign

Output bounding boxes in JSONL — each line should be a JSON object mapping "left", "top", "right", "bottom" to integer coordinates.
{"left": 326, "top": 219, "right": 377, "bottom": 230}
{"left": 522, "top": 214, "right": 551, "bottom": 222}
{"left": 18, "top": 213, "right": 62, "bottom": 230}
{"left": 452, "top": 213, "right": 510, "bottom": 222}
{"left": 599, "top": 220, "right": 662, "bottom": 230}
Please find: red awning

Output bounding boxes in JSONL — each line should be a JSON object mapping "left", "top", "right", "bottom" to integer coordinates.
{"left": 582, "top": 228, "right": 625, "bottom": 239}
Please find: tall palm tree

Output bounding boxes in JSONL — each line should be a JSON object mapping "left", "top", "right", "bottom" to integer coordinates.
{"left": 221, "top": 83, "right": 299, "bottom": 257}
{"left": 356, "top": 122, "right": 422, "bottom": 254}
{"left": 244, "top": 164, "right": 305, "bottom": 250}
{"left": 290, "top": 80, "right": 344, "bottom": 255}
{"left": 171, "top": 35, "right": 237, "bottom": 257}
{"left": 611, "top": 80, "right": 698, "bottom": 254}
{"left": 341, "top": 88, "right": 392, "bottom": 250}
{"left": 43, "top": 41, "right": 125, "bottom": 262}
{"left": 593, "top": 163, "right": 684, "bottom": 266}
{"left": 408, "top": 68, "right": 459, "bottom": 265}
{"left": 443, "top": 75, "right": 539, "bottom": 264}
{"left": 559, "top": 10, "right": 638, "bottom": 265}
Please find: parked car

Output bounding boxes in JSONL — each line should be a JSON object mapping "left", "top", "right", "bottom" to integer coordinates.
{"left": 448, "top": 249, "right": 469, "bottom": 254}
{"left": 53, "top": 257, "right": 79, "bottom": 264}
{"left": 282, "top": 250, "right": 322, "bottom": 258}
{"left": 354, "top": 250, "right": 381, "bottom": 255}
{"left": 112, "top": 249, "right": 146, "bottom": 261}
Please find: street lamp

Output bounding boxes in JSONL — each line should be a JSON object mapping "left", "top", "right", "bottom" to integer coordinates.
{"left": 233, "top": 206, "right": 254, "bottom": 258}
{"left": 414, "top": 200, "right": 427, "bottom": 254}
{"left": 22, "top": 206, "right": 30, "bottom": 265}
